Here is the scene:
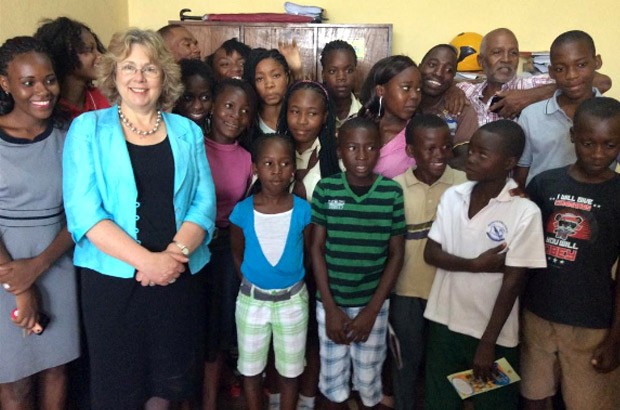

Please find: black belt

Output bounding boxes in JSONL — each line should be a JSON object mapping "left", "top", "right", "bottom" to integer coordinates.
{"left": 240, "top": 277, "right": 305, "bottom": 302}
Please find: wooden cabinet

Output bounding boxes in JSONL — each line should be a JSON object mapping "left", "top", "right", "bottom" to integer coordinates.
{"left": 171, "top": 21, "right": 392, "bottom": 89}
{"left": 244, "top": 25, "right": 317, "bottom": 77}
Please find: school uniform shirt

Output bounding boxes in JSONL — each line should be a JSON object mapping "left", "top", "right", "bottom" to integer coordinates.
{"left": 295, "top": 138, "right": 323, "bottom": 202}
{"left": 423, "top": 179, "right": 547, "bottom": 347}
{"left": 334, "top": 93, "right": 363, "bottom": 130}
{"left": 258, "top": 116, "right": 276, "bottom": 134}
{"left": 392, "top": 166, "right": 467, "bottom": 299}
{"left": 294, "top": 138, "right": 345, "bottom": 202}
{"left": 518, "top": 88, "right": 602, "bottom": 185}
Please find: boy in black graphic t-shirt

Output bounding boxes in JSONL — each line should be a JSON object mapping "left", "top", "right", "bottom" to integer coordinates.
{"left": 521, "top": 97, "right": 620, "bottom": 410}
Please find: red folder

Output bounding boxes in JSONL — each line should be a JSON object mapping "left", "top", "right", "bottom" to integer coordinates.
{"left": 202, "top": 13, "right": 315, "bottom": 23}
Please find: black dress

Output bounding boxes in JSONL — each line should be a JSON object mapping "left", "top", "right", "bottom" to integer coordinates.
{"left": 81, "top": 137, "right": 205, "bottom": 409}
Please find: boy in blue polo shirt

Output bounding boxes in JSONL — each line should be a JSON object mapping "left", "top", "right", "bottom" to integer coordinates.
{"left": 515, "top": 30, "right": 604, "bottom": 187}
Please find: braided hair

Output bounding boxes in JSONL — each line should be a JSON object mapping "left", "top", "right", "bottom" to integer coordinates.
{"left": 320, "top": 39, "right": 357, "bottom": 68}
{"left": 276, "top": 80, "right": 340, "bottom": 178}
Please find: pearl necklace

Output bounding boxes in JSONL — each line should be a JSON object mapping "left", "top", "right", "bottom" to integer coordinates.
{"left": 118, "top": 105, "right": 162, "bottom": 136}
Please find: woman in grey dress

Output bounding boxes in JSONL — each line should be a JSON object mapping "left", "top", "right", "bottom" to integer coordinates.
{"left": 0, "top": 37, "right": 78, "bottom": 409}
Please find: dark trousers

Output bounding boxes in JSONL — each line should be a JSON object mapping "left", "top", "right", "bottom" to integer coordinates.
{"left": 390, "top": 295, "right": 427, "bottom": 410}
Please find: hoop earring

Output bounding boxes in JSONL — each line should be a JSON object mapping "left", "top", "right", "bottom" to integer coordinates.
{"left": 378, "top": 96, "right": 384, "bottom": 118}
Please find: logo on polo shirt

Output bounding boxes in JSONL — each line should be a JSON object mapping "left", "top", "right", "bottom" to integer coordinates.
{"left": 486, "top": 220, "right": 507, "bottom": 242}
{"left": 328, "top": 199, "right": 345, "bottom": 210}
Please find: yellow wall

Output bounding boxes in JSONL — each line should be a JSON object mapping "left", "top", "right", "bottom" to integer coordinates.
{"left": 1, "top": 1, "right": 619, "bottom": 98}
{"left": 128, "top": 0, "right": 620, "bottom": 99}
{"left": 0, "top": 0, "right": 128, "bottom": 47}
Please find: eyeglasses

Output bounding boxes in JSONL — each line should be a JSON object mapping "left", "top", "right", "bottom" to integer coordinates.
{"left": 118, "top": 64, "right": 161, "bottom": 78}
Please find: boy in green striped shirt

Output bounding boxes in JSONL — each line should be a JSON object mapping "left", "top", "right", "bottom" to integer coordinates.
{"left": 310, "top": 117, "right": 406, "bottom": 409}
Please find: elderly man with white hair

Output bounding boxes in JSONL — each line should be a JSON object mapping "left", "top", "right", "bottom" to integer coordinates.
{"left": 457, "top": 28, "right": 611, "bottom": 125}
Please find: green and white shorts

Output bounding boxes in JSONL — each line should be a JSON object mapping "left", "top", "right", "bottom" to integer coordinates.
{"left": 235, "top": 280, "right": 309, "bottom": 378}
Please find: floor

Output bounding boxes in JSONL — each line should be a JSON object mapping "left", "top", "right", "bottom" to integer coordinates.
{"left": 218, "top": 392, "right": 388, "bottom": 410}
{"left": 216, "top": 377, "right": 425, "bottom": 409}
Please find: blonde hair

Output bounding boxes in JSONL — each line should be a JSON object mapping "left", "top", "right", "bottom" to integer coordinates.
{"left": 98, "top": 28, "right": 182, "bottom": 110}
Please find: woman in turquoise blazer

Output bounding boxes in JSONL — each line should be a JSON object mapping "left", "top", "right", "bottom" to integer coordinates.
{"left": 64, "top": 104, "right": 215, "bottom": 278}
{"left": 63, "top": 29, "right": 215, "bottom": 409}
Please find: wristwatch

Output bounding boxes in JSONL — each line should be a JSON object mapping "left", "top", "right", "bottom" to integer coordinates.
{"left": 172, "top": 241, "right": 190, "bottom": 256}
